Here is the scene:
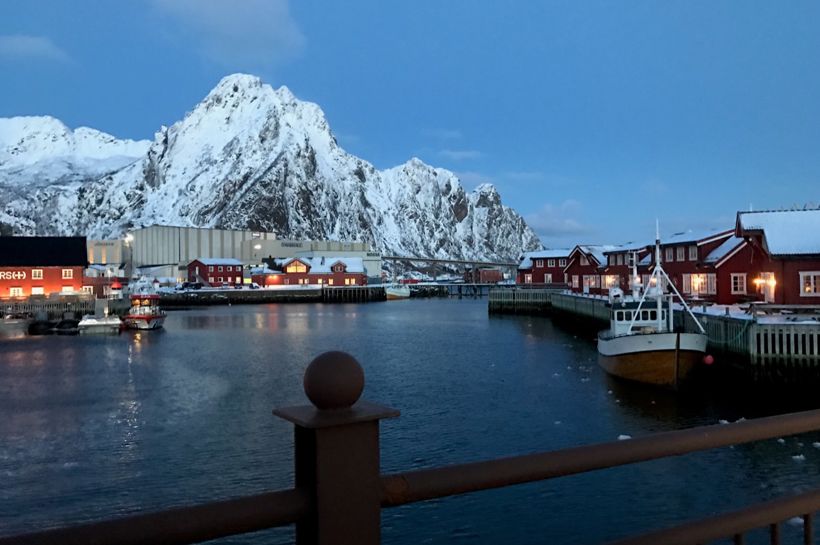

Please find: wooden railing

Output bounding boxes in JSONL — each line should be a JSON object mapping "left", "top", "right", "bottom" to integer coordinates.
{"left": 3, "top": 351, "right": 820, "bottom": 544}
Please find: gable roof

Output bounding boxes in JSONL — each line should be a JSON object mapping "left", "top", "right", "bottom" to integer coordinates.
{"left": 661, "top": 228, "right": 733, "bottom": 246}
{"left": 193, "top": 258, "right": 244, "bottom": 266}
{"left": 564, "top": 244, "right": 620, "bottom": 271}
{"left": 518, "top": 249, "right": 570, "bottom": 269}
{"left": 0, "top": 236, "right": 87, "bottom": 267}
{"left": 737, "top": 209, "right": 820, "bottom": 256}
{"left": 704, "top": 236, "right": 746, "bottom": 267}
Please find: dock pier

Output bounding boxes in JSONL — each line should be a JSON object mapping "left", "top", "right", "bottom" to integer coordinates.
{"left": 490, "top": 288, "right": 820, "bottom": 378}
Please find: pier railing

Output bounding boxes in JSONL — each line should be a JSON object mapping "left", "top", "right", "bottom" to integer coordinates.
{"left": 4, "top": 351, "right": 820, "bottom": 545}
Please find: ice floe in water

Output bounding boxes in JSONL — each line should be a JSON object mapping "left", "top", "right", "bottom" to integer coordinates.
{"left": 618, "top": 435, "right": 631, "bottom": 440}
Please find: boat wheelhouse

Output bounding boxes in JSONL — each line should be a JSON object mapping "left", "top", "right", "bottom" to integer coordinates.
{"left": 123, "top": 294, "right": 166, "bottom": 330}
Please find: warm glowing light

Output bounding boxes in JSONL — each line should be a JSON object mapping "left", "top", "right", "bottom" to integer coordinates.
{"left": 253, "top": 244, "right": 262, "bottom": 250}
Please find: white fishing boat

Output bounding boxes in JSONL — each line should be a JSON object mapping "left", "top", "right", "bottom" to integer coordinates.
{"left": 385, "top": 283, "right": 410, "bottom": 300}
{"left": 123, "top": 294, "right": 167, "bottom": 330}
{"left": 78, "top": 314, "right": 123, "bottom": 335}
{"left": 597, "top": 226, "right": 708, "bottom": 389}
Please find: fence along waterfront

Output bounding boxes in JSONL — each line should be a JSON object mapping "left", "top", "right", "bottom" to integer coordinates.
{"left": 4, "top": 351, "right": 820, "bottom": 545}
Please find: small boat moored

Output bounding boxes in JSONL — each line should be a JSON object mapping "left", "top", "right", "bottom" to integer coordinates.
{"left": 385, "top": 284, "right": 411, "bottom": 300}
{"left": 123, "top": 294, "right": 167, "bottom": 330}
{"left": 597, "top": 226, "right": 709, "bottom": 389}
{"left": 78, "top": 314, "right": 123, "bottom": 335}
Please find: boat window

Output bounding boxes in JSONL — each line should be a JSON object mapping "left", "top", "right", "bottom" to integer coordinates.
{"left": 661, "top": 311, "right": 666, "bottom": 321}
{"left": 624, "top": 311, "right": 632, "bottom": 321}
{"left": 649, "top": 310, "right": 657, "bottom": 321}
{"left": 640, "top": 310, "right": 649, "bottom": 320}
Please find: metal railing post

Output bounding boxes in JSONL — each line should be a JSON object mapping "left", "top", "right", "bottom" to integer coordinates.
{"left": 274, "top": 351, "right": 399, "bottom": 545}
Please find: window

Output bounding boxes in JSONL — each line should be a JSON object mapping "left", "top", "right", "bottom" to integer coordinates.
{"left": 62, "top": 268, "right": 73, "bottom": 279}
{"left": 286, "top": 262, "right": 307, "bottom": 273}
{"left": 317, "top": 278, "right": 324, "bottom": 284}
{"left": 9, "top": 287, "right": 23, "bottom": 297}
{"left": 572, "top": 275, "right": 579, "bottom": 288}
{"left": 665, "top": 248, "right": 673, "bottom": 262}
{"left": 689, "top": 246, "right": 697, "bottom": 261}
{"left": 82, "top": 286, "right": 94, "bottom": 294}
{"left": 31, "top": 286, "right": 44, "bottom": 295}
{"left": 580, "top": 256, "right": 589, "bottom": 266}
{"left": 61, "top": 286, "right": 73, "bottom": 293}
{"left": 800, "top": 271, "right": 820, "bottom": 296}
{"left": 677, "top": 247, "right": 685, "bottom": 262}
{"left": 559, "top": 259, "right": 567, "bottom": 267}
{"left": 524, "top": 274, "right": 532, "bottom": 283}
{"left": 544, "top": 273, "right": 552, "bottom": 283}
{"left": 603, "top": 275, "right": 620, "bottom": 289}
{"left": 583, "top": 275, "right": 600, "bottom": 288}
{"left": 345, "top": 278, "right": 352, "bottom": 285}
{"left": 32, "top": 269, "right": 43, "bottom": 279}
{"left": 730, "top": 273, "right": 747, "bottom": 294}
{"left": 351, "top": 278, "right": 357, "bottom": 285}
{"left": 616, "top": 254, "right": 623, "bottom": 266}
{"left": 208, "top": 277, "right": 214, "bottom": 283}
{"left": 547, "top": 259, "right": 555, "bottom": 268}
{"left": 236, "top": 277, "right": 241, "bottom": 284}
{"left": 328, "top": 279, "right": 334, "bottom": 285}
{"left": 535, "top": 259, "right": 544, "bottom": 268}
{"left": 226, "top": 266, "right": 232, "bottom": 272}
{"left": 218, "top": 266, "right": 223, "bottom": 272}
{"left": 209, "top": 266, "right": 214, "bottom": 272}
{"left": 686, "top": 273, "right": 716, "bottom": 295}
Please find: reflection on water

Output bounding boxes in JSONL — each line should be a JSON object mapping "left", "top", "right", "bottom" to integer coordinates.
{"left": 1, "top": 301, "right": 820, "bottom": 544}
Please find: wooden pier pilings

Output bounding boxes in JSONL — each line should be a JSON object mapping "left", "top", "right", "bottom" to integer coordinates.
{"left": 322, "top": 286, "right": 386, "bottom": 303}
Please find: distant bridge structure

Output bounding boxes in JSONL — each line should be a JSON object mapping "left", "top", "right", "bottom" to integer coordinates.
{"left": 380, "top": 255, "right": 519, "bottom": 282}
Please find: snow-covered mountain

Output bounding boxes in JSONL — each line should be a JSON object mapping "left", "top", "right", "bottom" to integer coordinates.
{"left": 0, "top": 74, "right": 542, "bottom": 260}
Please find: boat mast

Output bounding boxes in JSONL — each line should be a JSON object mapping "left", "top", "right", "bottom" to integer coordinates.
{"left": 655, "top": 220, "right": 663, "bottom": 332}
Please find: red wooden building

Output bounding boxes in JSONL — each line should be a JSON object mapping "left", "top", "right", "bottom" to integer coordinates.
{"left": 516, "top": 249, "right": 570, "bottom": 285}
{"left": 0, "top": 236, "right": 88, "bottom": 299}
{"left": 187, "top": 258, "right": 245, "bottom": 287}
{"left": 564, "top": 245, "right": 619, "bottom": 295}
{"left": 602, "top": 242, "right": 653, "bottom": 293}
{"left": 252, "top": 257, "right": 367, "bottom": 287}
{"left": 734, "top": 209, "right": 820, "bottom": 304}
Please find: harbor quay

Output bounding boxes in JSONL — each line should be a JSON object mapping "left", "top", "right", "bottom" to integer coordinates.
{"left": 489, "top": 288, "right": 820, "bottom": 382}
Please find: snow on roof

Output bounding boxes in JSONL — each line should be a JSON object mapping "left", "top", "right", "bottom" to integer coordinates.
{"left": 518, "top": 249, "right": 570, "bottom": 269}
{"left": 280, "top": 256, "right": 365, "bottom": 273}
{"left": 738, "top": 209, "right": 820, "bottom": 256}
{"left": 579, "top": 245, "right": 620, "bottom": 266}
{"left": 662, "top": 228, "right": 732, "bottom": 246}
{"left": 704, "top": 236, "right": 744, "bottom": 264}
{"left": 195, "top": 258, "right": 244, "bottom": 266}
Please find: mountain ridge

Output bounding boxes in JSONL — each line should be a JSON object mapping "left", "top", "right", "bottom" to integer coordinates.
{"left": 0, "top": 73, "right": 542, "bottom": 260}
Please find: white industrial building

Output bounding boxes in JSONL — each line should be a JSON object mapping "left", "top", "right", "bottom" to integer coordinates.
{"left": 126, "top": 225, "right": 382, "bottom": 283}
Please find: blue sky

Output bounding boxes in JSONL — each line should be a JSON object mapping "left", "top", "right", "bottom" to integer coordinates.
{"left": 2, "top": 1, "right": 820, "bottom": 248}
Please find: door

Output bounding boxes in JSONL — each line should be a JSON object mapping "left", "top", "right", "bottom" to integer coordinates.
{"left": 759, "top": 272, "right": 776, "bottom": 302}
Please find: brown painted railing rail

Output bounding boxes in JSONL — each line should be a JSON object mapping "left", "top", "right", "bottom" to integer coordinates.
{"left": 3, "top": 350, "right": 820, "bottom": 545}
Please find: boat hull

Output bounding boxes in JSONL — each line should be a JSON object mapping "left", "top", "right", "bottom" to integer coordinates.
{"left": 124, "top": 315, "right": 165, "bottom": 330}
{"left": 385, "top": 286, "right": 410, "bottom": 300}
{"left": 597, "top": 332, "right": 707, "bottom": 388}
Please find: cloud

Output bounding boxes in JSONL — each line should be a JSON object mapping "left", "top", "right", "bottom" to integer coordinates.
{"left": 454, "top": 171, "right": 493, "bottom": 188}
{"left": 525, "top": 200, "right": 592, "bottom": 238}
{"left": 152, "top": 0, "right": 305, "bottom": 68}
{"left": 0, "top": 35, "right": 70, "bottom": 63}
{"left": 438, "top": 149, "right": 482, "bottom": 161}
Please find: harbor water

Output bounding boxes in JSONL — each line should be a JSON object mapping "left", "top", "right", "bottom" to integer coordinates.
{"left": 2, "top": 299, "right": 820, "bottom": 543}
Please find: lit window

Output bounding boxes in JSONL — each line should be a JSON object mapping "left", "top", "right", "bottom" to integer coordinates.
{"left": 351, "top": 278, "right": 357, "bottom": 285}
{"left": 62, "top": 268, "right": 73, "bottom": 279}
{"left": 603, "top": 275, "right": 620, "bottom": 288}
{"left": 676, "top": 247, "right": 685, "bottom": 262}
{"left": 286, "top": 262, "right": 307, "bottom": 273}
{"left": 730, "top": 273, "right": 747, "bottom": 295}
{"left": 31, "top": 287, "right": 44, "bottom": 295}
{"left": 524, "top": 274, "right": 532, "bottom": 283}
{"left": 61, "top": 286, "right": 73, "bottom": 293}
{"left": 800, "top": 272, "right": 820, "bottom": 296}
{"left": 345, "top": 278, "right": 352, "bottom": 285}
{"left": 328, "top": 279, "right": 334, "bottom": 285}
{"left": 689, "top": 246, "right": 697, "bottom": 261}
{"left": 82, "top": 286, "right": 94, "bottom": 293}
{"left": 236, "top": 277, "right": 241, "bottom": 284}
{"left": 32, "top": 269, "right": 43, "bottom": 279}
{"left": 572, "top": 275, "right": 579, "bottom": 288}
{"left": 9, "top": 287, "right": 23, "bottom": 297}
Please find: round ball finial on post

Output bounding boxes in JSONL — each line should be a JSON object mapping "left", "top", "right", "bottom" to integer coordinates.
{"left": 304, "top": 351, "right": 365, "bottom": 410}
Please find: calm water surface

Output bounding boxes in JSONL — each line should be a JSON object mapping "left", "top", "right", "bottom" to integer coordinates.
{"left": 2, "top": 299, "right": 820, "bottom": 544}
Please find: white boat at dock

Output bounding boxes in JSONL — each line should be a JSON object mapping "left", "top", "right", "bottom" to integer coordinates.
{"left": 78, "top": 315, "right": 123, "bottom": 335}
{"left": 385, "top": 284, "right": 410, "bottom": 300}
{"left": 597, "top": 227, "right": 708, "bottom": 389}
